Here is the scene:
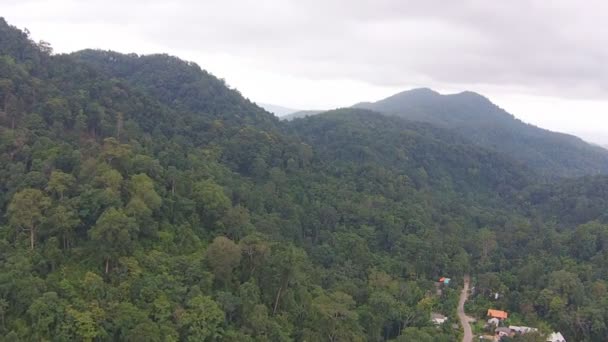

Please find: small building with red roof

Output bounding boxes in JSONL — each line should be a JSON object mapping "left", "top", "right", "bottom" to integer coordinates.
{"left": 487, "top": 309, "right": 508, "bottom": 320}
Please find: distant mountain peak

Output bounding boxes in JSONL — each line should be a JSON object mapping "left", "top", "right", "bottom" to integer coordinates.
{"left": 400, "top": 87, "right": 440, "bottom": 95}
{"left": 386, "top": 88, "right": 493, "bottom": 104}
{"left": 384, "top": 87, "right": 440, "bottom": 100}
{"left": 353, "top": 88, "right": 608, "bottom": 178}
{"left": 452, "top": 90, "right": 487, "bottom": 98}
{"left": 448, "top": 90, "right": 494, "bottom": 105}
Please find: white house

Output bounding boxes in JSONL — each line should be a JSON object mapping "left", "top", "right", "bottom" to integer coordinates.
{"left": 431, "top": 313, "right": 448, "bottom": 325}
{"left": 547, "top": 331, "right": 566, "bottom": 342}
{"left": 487, "top": 318, "right": 500, "bottom": 326}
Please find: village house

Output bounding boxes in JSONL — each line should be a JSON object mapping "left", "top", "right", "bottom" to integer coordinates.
{"left": 495, "top": 327, "right": 511, "bottom": 338}
{"left": 487, "top": 309, "right": 508, "bottom": 320}
{"left": 431, "top": 313, "right": 448, "bottom": 325}
{"left": 487, "top": 317, "right": 500, "bottom": 326}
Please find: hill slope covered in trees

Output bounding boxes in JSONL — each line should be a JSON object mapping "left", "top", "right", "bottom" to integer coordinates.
{"left": 1, "top": 18, "right": 608, "bottom": 341}
{"left": 354, "top": 88, "right": 608, "bottom": 178}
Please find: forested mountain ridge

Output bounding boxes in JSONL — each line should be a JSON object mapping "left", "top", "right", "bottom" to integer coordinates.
{"left": 71, "top": 49, "right": 280, "bottom": 132}
{"left": 355, "top": 88, "right": 608, "bottom": 178}
{"left": 288, "top": 108, "right": 532, "bottom": 202}
{"left": 1, "top": 17, "right": 608, "bottom": 341}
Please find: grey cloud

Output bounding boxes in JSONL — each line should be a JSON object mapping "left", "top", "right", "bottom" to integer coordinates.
{"left": 5, "top": 0, "right": 608, "bottom": 98}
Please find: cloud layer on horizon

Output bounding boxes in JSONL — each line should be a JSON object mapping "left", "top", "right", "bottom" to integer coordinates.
{"left": 8, "top": 0, "right": 607, "bottom": 99}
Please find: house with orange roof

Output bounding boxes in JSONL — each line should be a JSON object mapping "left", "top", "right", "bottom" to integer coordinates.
{"left": 487, "top": 309, "right": 508, "bottom": 320}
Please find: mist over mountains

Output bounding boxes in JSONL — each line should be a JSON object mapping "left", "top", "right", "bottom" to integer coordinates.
{"left": 257, "top": 103, "right": 300, "bottom": 117}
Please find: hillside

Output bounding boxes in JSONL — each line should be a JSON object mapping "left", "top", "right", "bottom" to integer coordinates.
{"left": 0, "top": 18, "right": 470, "bottom": 341}
{"left": 288, "top": 108, "right": 531, "bottom": 201}
{"left": 1, "top": 18, "right": 608, "bottom": 341}
{"left": 524, "top": 175, "right": 608, "bottom": 227}
{"left": 289, "top": 111, "right": 608, "bottom": 341}
{"left": 71, "top": 49, "right": 279, "bottom": 132}
{"left": 281, "top": 110, "right": 325, "bottom": 121}
{"left": 355, "top": 88, "right": 608, "bottom": 178}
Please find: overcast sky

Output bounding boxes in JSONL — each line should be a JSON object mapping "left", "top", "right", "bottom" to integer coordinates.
{"left": 4, "top": 0, "right": 608, "bottom": 144}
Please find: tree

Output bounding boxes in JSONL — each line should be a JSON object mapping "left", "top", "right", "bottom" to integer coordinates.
{"left": 101, "top": 137, "right": 131, "bottom": 172}
{"left": 88, "top": 208, "right": 137, "bottom": 273}
{"left": 548, "top": 270, "right": 585, "bottom": 307}
{"left": 478, "top": 228, "right": 497, "bottom": 263}
{"left": 60, "top": 307, "right": 104, "bottom": 342}
{"left": 263, "top": 245, "right": 308, "bottom": 315}
{"left": 179, "top": 295, "right": 224, "bottom": 341}
{"left": 205, "top": 236, "right": 241, "bottom": 287}
{"left": 109, "top": 301, "right": 150, "bottom": 340}
{"left": 126, "top": 173, "right": 162, "bottom": 235}
{"left": 312, "top": 291, "right": 363, "bottom": 342}
{"left": 239, "top": 234, "right": 270, "bottom": 279}
{"left": 363, "top": 290, "right": 397, "bottom": 341}
{"left": 215, "top": 291, "right": 240, "bottom": 323}
{"left": 8, "top": 188, "right": 51, "bottom": 249}
{"left": 192, "top": 180, "right": 231, "bottom": 230}
{"left": 127, "top": 174, "right": 161, "bottom": 210}
{"left": 27, "top": 292, "right": 64, "bottom": 339}
{"left": 46, "top": 204, "right": 80, "bottom": 249}
{"left": 95, "top": 166, "right": 123, "bottom": 193}
{"left": 46, "top": 170, "right": 75, "bottom": 200}
{"left": 218, "top": 205, "right": 252, "bottom": 241}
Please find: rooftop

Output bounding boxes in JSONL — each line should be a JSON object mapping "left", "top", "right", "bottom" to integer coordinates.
{"left": 487, "top": 309, "right": 508, "bottom": 320}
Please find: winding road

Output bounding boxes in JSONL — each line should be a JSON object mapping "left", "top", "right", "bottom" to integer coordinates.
{"left": 458, "top": 275, "right": 474, "bottom": 342}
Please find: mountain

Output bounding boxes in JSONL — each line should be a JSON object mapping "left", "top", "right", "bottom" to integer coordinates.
{"left": 289, "top": 108, "right": 531, "bottom": 199}
{"left": 2, "top": 17, "right": 608, "bottom": 341}
{"left": 257, "top": 103, "right": 299, "bottom": 117}
{"left": 71, "top": 49, "right": 279, "bottom": 132}
{"left": 355, "top": 88, "right": 608, "bottom": 178}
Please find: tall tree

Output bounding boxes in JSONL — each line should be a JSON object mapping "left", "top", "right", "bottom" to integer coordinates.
{"left": 179, "top": 295, "right": 224, "bottom": 341}
{"left": 46, "top": 204, "right": 80, "bottom": 249}
{"left": 46, "top": 170, "right": 75, "bottom": 200}
{"left": 88, "top": 207, "right": 137, "bottom": 273}
{"left": 205, "top": 236, "right": 241, "bottom": 287}
{"left": 8, "top": 188, "right": 51, "bottom": 249}
{"left": 192, "top": 180, "right": 231, "bottom": 230}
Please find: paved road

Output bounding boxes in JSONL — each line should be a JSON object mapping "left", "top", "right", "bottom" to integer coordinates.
{"left": 458, "top": 275, "right": 474, "bottom": 342}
